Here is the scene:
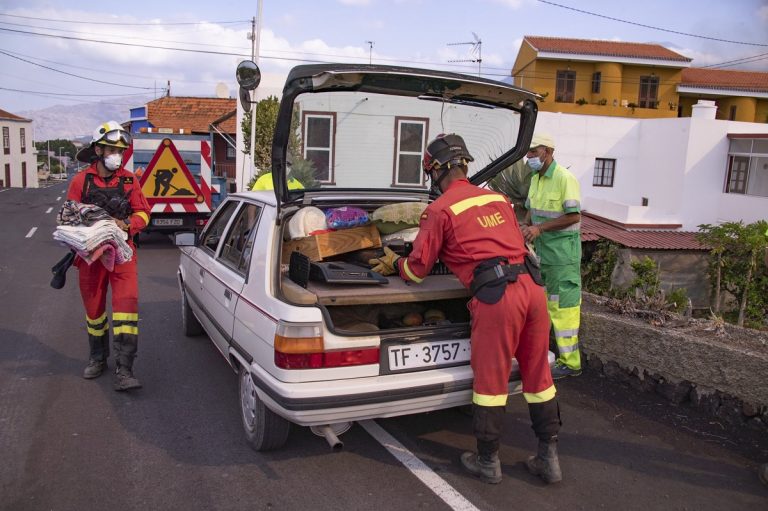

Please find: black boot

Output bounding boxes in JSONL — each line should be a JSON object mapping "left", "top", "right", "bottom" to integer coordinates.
{"left": 460, "top": 451, "right": 502, "bottom": 484}
{"left": 83, "top": 333, "right": 109, "bottom": 379}
{"left": 114, "top": 365, "right": 142, "bottom": 391}
{"left": 526, "top": 439, "right": 562, "bottom": 484}
{"left": 113, "top": 333, "right": 141, "bottom": 391}
{"left": 461, "top": 404, "right": 505, "bottom": 483}
{"left": 83, "top": 359, "right": 107, "bottom": 379}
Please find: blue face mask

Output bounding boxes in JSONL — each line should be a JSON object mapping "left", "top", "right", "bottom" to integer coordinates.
{"left": 527, "top": 156, "right": 544, "bottom": 171}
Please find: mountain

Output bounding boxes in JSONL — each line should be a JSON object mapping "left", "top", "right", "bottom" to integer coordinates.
{"left": 18, "top": 95, "right": 154, "bottom": 141}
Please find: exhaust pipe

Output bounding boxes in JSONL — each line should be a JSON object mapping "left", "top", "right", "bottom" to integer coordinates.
{"left": 317, "top": 425, "right": 344, "bottom": 451}
{"left": 310, "top": 422, "right": 351, "bottom": 451}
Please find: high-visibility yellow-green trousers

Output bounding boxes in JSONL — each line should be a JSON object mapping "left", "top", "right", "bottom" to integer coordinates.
{"left": 540, "top": 262, "right": 581, "bottom": 370}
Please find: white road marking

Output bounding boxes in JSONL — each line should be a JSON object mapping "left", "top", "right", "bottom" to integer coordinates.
{"left": 56, "top": 196, "right": 62, "bottom": 201}
{"left": 46, "top": 207, "right": 53, "bottom": 214}
{"left": 25, "top": 227, "right": 38, "bottom": 238}
{"left": 359, "top": 420, "right": 480, "bottom": 511}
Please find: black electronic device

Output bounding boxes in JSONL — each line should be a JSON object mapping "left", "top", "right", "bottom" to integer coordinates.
{"left": 309, "top": 261, "right": 388, "bottom": 285}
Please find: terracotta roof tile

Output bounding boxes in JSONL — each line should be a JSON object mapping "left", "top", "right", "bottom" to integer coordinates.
{"left": 146, "top": 96, "right": 237, "bottom": 134}
{"left": 525, "top": 36, "right": 691, "bottom": 62}
{"left": 681, "top": 67, "right": 768, "bottom": 93}
{"left": 581, "top": 213, "right": 708, "bottom": 250}
{"left": 0, "top": 108, "right": 30, "bottom": 121}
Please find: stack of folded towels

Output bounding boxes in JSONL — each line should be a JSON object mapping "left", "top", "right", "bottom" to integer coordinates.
{"left": 53, "top": 200, "right": 133, "bottom": 271}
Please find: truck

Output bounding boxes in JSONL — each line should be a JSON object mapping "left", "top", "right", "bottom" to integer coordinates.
{"left": 123, "top": 133, "right": 226, "bottom": 233}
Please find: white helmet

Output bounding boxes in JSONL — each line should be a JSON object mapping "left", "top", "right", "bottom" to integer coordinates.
{"left": 76, "top": 121, "right": 132, "bottom": 163}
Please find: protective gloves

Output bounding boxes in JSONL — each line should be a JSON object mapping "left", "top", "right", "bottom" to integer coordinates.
{"left": 369, "top": 246, "right": 401, "bottom": 276}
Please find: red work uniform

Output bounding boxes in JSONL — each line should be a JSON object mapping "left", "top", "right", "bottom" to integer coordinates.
{"left": 395, "top": 178, "right": 555, "bottom": 408}
{"left": 66, "top": 164, "right": 150, "bottom": 366}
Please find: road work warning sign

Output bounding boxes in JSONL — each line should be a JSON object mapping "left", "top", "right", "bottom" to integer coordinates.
{"left": 138, "top": 138, "right": 204, "bottom": 204}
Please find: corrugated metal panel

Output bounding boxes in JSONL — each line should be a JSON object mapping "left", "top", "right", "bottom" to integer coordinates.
{"left": 581, "top": 214, "right": 708, "bottom": 250}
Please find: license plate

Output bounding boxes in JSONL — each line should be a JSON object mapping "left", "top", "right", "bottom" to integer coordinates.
{"left": 387, "top": 339, "right": 470, "bottom": 372}
{"left": 153, "top": 218, "right": 183, "bottom": 226}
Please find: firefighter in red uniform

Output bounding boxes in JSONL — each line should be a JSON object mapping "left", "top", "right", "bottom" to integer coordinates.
{"left": 370, "top": 134, "right": 563, "bottom": 484}
{"left": 69, "top": 121, "right": 150, "bottom": 391}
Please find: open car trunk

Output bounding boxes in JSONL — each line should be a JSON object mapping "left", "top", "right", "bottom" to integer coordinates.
{"left": 278, "top": 200, "right": 471, "bottom": 339}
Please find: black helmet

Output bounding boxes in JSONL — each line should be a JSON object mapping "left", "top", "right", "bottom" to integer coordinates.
{"left": 422, "top": 133, "right": 474, "bottom": 173}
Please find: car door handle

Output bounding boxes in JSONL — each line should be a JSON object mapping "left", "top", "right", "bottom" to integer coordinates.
{"left": 224, "top": 289, "right": 232, "bottom": 300}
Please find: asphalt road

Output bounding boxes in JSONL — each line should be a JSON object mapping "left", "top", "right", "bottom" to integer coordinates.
{"left": 1, "top": 181, "right": 766, "bottom": 511}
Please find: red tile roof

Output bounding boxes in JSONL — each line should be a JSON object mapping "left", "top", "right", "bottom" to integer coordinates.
{"left": 0, "top": 108, "right": 30, "bottom": 121}
{"left": 681, "top": 67, "right": 768, "bottom": 94}
{"left": 581, "top": 213, "right": 708, "bottom": 250}
{"left": 525, "top": 36, "right": 691, "bottom": 62}
{"left": 146, "top": 96, "right": 237, "bottom": 134}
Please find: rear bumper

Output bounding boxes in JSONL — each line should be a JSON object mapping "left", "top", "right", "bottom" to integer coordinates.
{"left": 248, "top": 351, "right": 555, "bottom": 426}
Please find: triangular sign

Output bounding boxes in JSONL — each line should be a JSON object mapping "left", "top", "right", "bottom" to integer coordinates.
{"left": 138, "top": 138, "right": 204, "bottom": 204}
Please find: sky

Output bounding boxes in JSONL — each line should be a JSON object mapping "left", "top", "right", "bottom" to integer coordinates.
{"left": 1, "top": 0, "right": 767, "bottom": 114}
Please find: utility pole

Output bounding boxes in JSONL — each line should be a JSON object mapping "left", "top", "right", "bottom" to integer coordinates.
{"left": 246, "top": 1, "right": 263, "bottom": 191}
{"left": 365, "top": 41, "right": 374, "bottom": 65}
{"left": 47, "top": 140, "right": 51, "bottom": 178}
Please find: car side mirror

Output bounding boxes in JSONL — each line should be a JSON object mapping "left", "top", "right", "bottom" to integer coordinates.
{"left": 174, "top": 231, "right": 199, "bottom": 247}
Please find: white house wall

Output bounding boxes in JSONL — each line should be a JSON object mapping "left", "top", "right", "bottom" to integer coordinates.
{"left": 0, "top": 118, "right": 37, "bottom": 189}
{"left": 534, "top": 112, "right": 768, "bottom": 230}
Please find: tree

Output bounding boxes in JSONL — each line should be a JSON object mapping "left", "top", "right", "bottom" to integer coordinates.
{"left": 240, "top": 95, "right": 281, "bottom": 173}
{"left": 241, "top": 96, "right": 317, "bottom": 189}
{"left": 697, "top": 220, "right": 768, "bottom": 327}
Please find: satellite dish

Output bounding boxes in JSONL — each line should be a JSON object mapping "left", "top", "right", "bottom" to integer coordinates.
{"left": 215, "top": 82, "right": 229, "bottom": 99}
{"left": 239, "top": 87, "right": 253, "bottom": 113}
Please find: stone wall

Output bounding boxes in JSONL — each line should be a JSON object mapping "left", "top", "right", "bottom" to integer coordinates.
{"left": 580, "top": 294, "right": 768, "bottom": 431}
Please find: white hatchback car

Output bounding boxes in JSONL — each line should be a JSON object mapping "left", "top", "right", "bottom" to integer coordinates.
{"left": 176, "top": 63, "right": 549, "bottom": 451}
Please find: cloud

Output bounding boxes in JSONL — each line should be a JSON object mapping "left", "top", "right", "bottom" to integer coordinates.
{"left": 488, "top": 0, "right": 531, "bottom": 9}
{"left": 759, "top": 5, "right": 768, "bottom": 22}
{"left": 338, "top": 0, "right": 372, "bottom": 6}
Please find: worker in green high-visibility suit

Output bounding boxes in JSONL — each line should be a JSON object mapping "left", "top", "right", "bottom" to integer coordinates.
{"left": 521, "top": 133, "right": 582, "bottom": 379}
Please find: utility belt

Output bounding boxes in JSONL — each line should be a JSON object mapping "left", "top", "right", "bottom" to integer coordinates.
{"left": 470, "top": 254, "right": 544, "bottom": 304}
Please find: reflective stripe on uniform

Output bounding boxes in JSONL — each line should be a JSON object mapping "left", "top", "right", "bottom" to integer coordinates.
{"left": 472, "top": 391, "right": 508, "bottom": 407}
{"left": 523, "top": 384, "right": 557, "bottom": 404}
{"left": 558, "top": 342, "right": 580, "bottom": 353}
{"left": 530, "top": 208, "right": 562, "bottom": 219}
{"left": 401, "top": 259, "right": 424, "bottom": 283}
{"left": 563, "top": 199, "right": 580, "bottom": 209}
{"left": 555, "top": 328, "right": 579, "bottom": 338}
{"left": 133, "top": 211, "right": 149, "bottom": 225}
{"left": 113, "top": 312, "right": 138, "bottom": 336}
{"left": 449, "top": 195, "right": 507, "bottom": 216}
{"left": 86, "top": 312, "right": 108, "bottom": 336}
{"left": 114, "top": 324, "right": 138, "bottom": 336}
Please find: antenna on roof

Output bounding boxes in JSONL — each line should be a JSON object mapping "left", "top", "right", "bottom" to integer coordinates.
{"left": 166, "top": 80, "right": 171, "bottom": 97}
{"left": 365, "top": 40, "right": 374, "bottom": 65}
{"left": 448, "top": 32, "right": 482, "bottom": 77}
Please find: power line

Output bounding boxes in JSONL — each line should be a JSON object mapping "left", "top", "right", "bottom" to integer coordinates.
{"left": 0, "top": 85, "right": 155, "bottom": 96}
{"left": 0, "top": 19, "right": 254, "bottom": 51}
{"left": 537, "top": 0, "right": 768, "bottom": 47}
{"left": 0, "top": 12, "right": 249, "bottom": 26}
{"left": 701, "top": 52, "right": 768, "bottom": 69}
{"left": 0, "top": 26, "right": 505, "bottom": 76}
{"left": 0, "top": 49, "right": 154, "bottom": 89}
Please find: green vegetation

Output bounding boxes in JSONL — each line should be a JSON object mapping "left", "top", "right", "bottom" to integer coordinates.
{"left": 582, "top": 240, "right": 619, "bottom": 296}
{"left": 697, "top": 220, "right": 768, "bottom": 328}
{"left": 242, "top": 96, "right": 317, "bottom": 189}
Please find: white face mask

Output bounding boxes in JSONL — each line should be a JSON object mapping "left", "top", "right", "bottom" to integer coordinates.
{"left": 527, "top": 156, "right": 544, "bottom": 171}
{"left": 103, "top": 153, "right": 122, "bottom": 171}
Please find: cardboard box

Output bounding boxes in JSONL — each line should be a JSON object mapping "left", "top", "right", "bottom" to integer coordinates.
{"left": 282, "top": 224, "right": 382, "bottom": 262}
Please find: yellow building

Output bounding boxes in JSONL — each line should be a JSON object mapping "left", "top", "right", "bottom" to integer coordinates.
{"left": 679, "top": 68, "right": 768, "bottom": 123}
{"left": 512, "top": 36, "right": 691, "bottom": 119}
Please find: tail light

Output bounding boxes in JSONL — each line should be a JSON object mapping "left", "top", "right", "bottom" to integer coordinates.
{"left": 274, "top": 321, "right": 379, "bottom": 369}
{"left": 195, "top": 218, "right": 209, "bottom": 227}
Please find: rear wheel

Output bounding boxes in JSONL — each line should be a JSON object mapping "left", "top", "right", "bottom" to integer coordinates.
{"left": 181, "top": 284, "right": 204, "bottom": 336}
{"left": 239, "top": 365, "right": 290, "bottom": 451}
